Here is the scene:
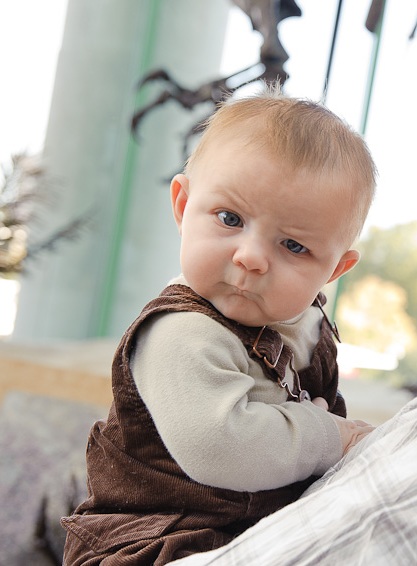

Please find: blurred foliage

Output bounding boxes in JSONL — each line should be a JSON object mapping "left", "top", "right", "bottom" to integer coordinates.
{"left": 341, "top": 223, "right": 417, "bottom": 319}
{"left": 0, "top": 153, "right": 88, "bottom": 276}
{"left": 336, "top": 222, "right": 417, "bottom": 387}
{"left": 338, "top": 275, "right": 417, "bottom": 356}
{"left": 0, "top": 153, "right": 41, "bottom": 275}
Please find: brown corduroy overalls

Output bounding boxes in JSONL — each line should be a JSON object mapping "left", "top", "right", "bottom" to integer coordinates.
{"left": 62, "top": 284, "right": 346, "bottom": 565}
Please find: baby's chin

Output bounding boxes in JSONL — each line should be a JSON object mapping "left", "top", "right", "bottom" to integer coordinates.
{"left": 220, "top": 309, "right": 305, "bottom": 328}
{"left": 199, "top": 288, "right": 305, "bottom": 327}
{"left": 209, "top": 300, "right": 275, "bottom": 328}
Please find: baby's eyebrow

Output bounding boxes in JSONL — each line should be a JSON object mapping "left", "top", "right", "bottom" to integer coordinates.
{"left": 213, "top": 187, "right": 252, "bottom": 212}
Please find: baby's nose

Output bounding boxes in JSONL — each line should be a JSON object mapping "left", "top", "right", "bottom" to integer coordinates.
{"left": 232, "top": 239, "right": 269, "bottom": 273}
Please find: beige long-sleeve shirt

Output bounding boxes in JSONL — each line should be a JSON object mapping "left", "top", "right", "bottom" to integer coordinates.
{"left": 131, "top": 280, "right": 343, "bottom": 492}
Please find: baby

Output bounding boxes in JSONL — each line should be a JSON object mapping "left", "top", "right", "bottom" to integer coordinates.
{"left": 62, "top": 85, "right": 376, "bottom": 566}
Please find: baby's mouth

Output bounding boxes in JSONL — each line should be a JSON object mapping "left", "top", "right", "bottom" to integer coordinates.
{"left": 230, "top": 285, "right": 257, "bottom": 300}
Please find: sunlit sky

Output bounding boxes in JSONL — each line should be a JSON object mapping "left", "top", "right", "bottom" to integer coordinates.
{"left": 1, "top": 0, "right": 416, "bottom": 233}
{"left": 0, "top": 0, "right": 68, "bottom": 163}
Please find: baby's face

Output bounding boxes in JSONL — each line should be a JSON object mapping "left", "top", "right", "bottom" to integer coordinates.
{"left": 172, "top": 142, "right": 357, "bottom": 326}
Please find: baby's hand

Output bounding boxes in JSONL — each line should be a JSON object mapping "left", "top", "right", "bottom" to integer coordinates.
{"left": 311, "top": 397, "right": 375, "bottom": 455}
{"left": 330, "top": 413, "right": 375, "bottom": 455}
{"left": 312, "top": 396, "right": 329, "bottom": 411}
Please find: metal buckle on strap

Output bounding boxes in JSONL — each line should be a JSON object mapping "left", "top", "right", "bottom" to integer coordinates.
{"left": 251, "top": 326, "right": 283, "bottom": 369}
{"left": 288, "top": 354, "right": 311, "bottom": 402}
{"left": 251, "top": 327, "right": 311, "bottom": 403}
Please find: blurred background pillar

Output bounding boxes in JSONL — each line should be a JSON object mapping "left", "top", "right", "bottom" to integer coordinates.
{"left": 13, "top": 0, "right": 230, "bottom": 341}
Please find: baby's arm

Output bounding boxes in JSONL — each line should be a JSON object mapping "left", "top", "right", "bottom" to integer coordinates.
{"left": 132, "top": 312, "right": 346, "bottom": 492}
{"left": 312, "top": 397, "right": 375, "bottom": 455}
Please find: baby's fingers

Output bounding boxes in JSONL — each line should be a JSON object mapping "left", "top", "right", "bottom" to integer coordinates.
{"left": 352, "top": 419, "right": 373, "bottom": 427}
{"left": 343, "top": 423, "right": 375, "bottom": 455}
{"left": 311, "top": 397, "right": 329, "bottom": 411}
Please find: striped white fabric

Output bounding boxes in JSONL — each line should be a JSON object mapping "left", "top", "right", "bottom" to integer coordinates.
{"left": 170, "top": 397, "right": 417, "bottom": 566}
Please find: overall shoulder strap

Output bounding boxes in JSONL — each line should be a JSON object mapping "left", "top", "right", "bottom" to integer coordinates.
{"left": 124, "top": 285, "right": 308, "bottom": 400}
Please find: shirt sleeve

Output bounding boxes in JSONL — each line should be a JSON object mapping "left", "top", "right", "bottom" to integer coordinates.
{"left": 131, "top": 311, "right": 343, "bottom": 492}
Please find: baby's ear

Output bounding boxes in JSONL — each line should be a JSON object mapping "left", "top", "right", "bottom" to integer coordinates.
{"left": 170, "top": 174, "right": 189, "bottom": 233}
{"left": 327, "top": 249, "right": 360, "bottom": 283}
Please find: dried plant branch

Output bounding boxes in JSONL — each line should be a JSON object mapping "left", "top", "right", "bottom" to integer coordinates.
{"left": 0, "top": 153, "right": 89, "bottom": 276}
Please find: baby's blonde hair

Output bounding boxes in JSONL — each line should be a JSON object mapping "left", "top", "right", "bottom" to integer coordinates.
{"left": 185, "top": 85, "right": 377, "bottom": 243}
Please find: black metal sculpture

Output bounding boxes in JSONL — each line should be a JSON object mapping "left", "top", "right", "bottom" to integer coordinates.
{"left": 130, "top": 0, "right": 414, "bottom": 153}
{"left": 131, "top": 0, "right": 302, "bottom": 147}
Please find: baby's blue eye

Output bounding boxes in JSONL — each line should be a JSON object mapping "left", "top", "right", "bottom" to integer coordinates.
{"left": 218, "top": 211, "right": 242, "bottom": 227}
{"left": 284, "top": 239, "right": 308, "bottom": 254}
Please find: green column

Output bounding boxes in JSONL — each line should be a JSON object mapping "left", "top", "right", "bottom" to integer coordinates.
{"left": 95, "top": 0, "right": 162, "bottom": 337}
{"left": 331, "top": 0, "right": 387, "bottom": 321}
